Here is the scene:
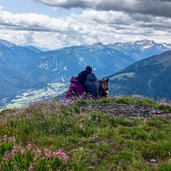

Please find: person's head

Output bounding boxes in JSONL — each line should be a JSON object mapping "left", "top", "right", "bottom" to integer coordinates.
{"left": 85, "top": 65, "right": 92, "bottom": 73}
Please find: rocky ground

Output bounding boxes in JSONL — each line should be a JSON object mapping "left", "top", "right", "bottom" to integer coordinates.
{"left": 80, "top": 103, "right": 171, "bottom": 118}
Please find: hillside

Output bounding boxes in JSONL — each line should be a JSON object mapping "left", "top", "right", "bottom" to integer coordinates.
{"left": 0, "top": 97, "right": 171, "bottom": 170}
{"left": 0, "top": 40, "right": 43, "bottom": 106}
{"left": 0, "top": 39, "right": 134, "bottom": 107}
{"left": 109, "top": 50, "right": 171, "bottom": 100}
{"left": 32, "top": 43, "right": 134, "bottom": 82}
{"left": 0, "top": 63, "right": 31, "bottom": 107}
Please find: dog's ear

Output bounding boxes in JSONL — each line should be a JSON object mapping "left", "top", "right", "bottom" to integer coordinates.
{"left": 106, "top": 78, "right": 109, "bottom": 82}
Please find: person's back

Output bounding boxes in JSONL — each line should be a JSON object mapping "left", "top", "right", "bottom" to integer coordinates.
{"left": 78, "top": 65, "right": 98, "bottom": 98}
{"left": 77, "top": 70, "right": 90, "bottom": 87}
{"left": 77, "top": 66, "right": 92, "bottom": 91}
{"left": 85, "top": 73, "right": 98, "bottom": 98}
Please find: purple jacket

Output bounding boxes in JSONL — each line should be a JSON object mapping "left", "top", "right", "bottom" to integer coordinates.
{"left": 65, "top": 77, "right": 85, "bottom": 99}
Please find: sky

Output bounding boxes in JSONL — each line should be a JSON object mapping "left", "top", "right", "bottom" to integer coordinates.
{"left": 0, "top": 0, "right": 171, "bottom": 49}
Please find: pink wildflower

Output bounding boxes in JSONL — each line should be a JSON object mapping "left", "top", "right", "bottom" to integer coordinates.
{"left": 29, "top": 163, "right": 34, "bottom": 171}
{"left": 9, "top": 136, "right": 16, "bottom": 143}
{"left": 20, "top": 149, "right": 26, "bottom": 155}
{"left": 3, "top": 151, "right": 11, "bottom": 161}
{"left": 33, "top": 147, "right": 41, "bottom": 160}
{"left": 27, "top": 143, "right": 32, "bottom": 149}
{"left": 60, "top": 99, "right": 73, "bottom": 106}
{"left": 11, "top": 146, "right": 20, "bottom": 155}
{"left": 2, "top": 135, "right": 16, "bottom": 144}
{"left": 53, "top": 149, "right": 69, "bottom": 163}
{"left": 36, "top": 147, "right": 42, "bottom": 155}
{"left": 44, "top": 148, "right": 52, "bottom": 158}
{"left": 11, "top": 148, "right": 18, "bottom": 155}
{"left": 3, "top": 135, "right": 8, "bottom": 142}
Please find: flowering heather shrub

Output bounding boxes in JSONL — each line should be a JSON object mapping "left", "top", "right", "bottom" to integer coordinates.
{"left": 3, "top": 135, "right": 16, "bottom": 144}
{"left": 0, "top": 135, "right": 69, "bottom": 170}
{"left": 157, "top": 100, "right": 171, "bottom": 111}
{"left": 60, "top": 99, "right": 73, "bottom": 106}
{"left": 158, "top": 102, "right": 171, "bottom": 107}
{"left": 60, "top": 93, "right": 94, "bottom": 106}
{"left": 53, "top": 149, "right": 69, "bottom": 163}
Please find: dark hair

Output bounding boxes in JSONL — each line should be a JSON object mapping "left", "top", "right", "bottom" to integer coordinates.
{"left": 85, "top": 66, "right": 92, "bottom": 73}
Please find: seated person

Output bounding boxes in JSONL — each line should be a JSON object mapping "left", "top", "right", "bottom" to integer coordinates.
{"left": 78, "top": 66, "right": 98, "bottom": 98}
{"left": 65, "top": 77, "right": 85, "bottom": 99}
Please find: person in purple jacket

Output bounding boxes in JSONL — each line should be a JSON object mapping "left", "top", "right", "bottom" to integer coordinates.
{"left": 65, "top": 76, "right": 85, "bottom": 99}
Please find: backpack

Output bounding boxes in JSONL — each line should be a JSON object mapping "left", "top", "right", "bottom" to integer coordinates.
{"left": 65, "top": 77, "right": 85, "bottom": 99}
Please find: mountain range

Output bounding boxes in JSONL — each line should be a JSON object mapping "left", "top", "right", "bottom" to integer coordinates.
{"left": 109, "top": 50, "right": 171, "bottom": 100}
{"left": 33, "top": 43, "right": 135, "bottom": 82}
{"left": 0, "top": 39, "right": 171, "bottom": 108}
{"left": 0, "top": 40, "right": 134, "bottom": 107}
{"left": 111, "top": 40, "right": 171, "bottom": 60}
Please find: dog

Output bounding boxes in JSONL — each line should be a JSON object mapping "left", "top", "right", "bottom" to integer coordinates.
{"left": 98, "top": 78, "right": 109, "bottom": 97}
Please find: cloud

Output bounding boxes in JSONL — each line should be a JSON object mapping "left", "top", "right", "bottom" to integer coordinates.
{"left": 0, "top": 8, "right": 72, "bottom": 33}
{"left": 34, "top": 0, "right": 94, "bottom": 8}
{"left": 34, "top": 0, "right": 171, "bottom": 18}
{"left": 0, "top": 6, "right": 171, "bottom": 49}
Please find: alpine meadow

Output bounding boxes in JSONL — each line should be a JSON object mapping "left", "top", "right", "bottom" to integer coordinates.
{"left": 0, "top": 0, "right": 171, "bottom": 170}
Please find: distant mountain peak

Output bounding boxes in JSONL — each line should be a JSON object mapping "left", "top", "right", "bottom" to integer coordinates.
{"left": 93, "top": 42, "right": 104, "bottom": 46}
{"left": 135, "top": 39, "right": 155, "bottom": 45}
{"left": 111, "top": 39, "right": 171, "bottom": 60}
{"left": 0, "top": 39, "right": 15, "bottom": 48}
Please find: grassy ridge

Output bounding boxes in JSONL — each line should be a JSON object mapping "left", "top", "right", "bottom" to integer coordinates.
{"left": 0, "top": 97, "right": 171, "bottom": 170}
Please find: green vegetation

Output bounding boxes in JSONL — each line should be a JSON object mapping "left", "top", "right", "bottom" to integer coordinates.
{"left": 0, "top": 97, "right": 171, "bottom": 170}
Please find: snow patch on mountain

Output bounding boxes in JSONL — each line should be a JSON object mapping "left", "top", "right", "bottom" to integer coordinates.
{"left": 64, "top": 66, "right": 67, "bottom": 70}
{"left": 142, "top": 45, "right": 153, "bottom": 49}
{"left": 61, "top": 76, "right": 65, "bottom": 82}
{"left": 79, "top": 57, "right": 85, "bottom": 65}
{"left": 37, "top": 63, "right": 49, "bottom": 70}
{"left": 111, "top": 40, "right": 171, "bottom": 60}
{"left": 163, "top": 43, "right": 171, "bottom": 49}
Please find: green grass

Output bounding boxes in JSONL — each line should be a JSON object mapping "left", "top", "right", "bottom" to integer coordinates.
{"left": 0, "top": 97, "right": 171, "bottom": 170}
